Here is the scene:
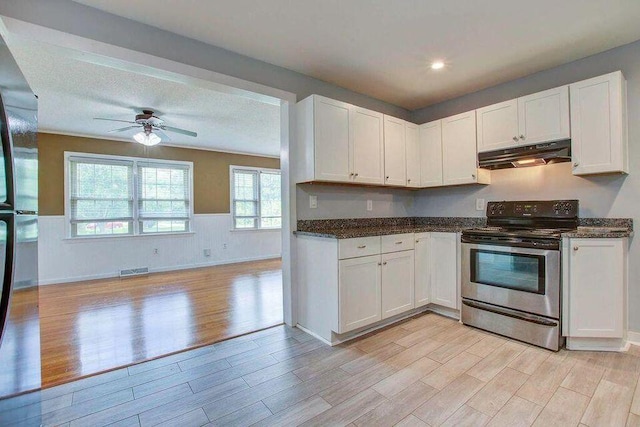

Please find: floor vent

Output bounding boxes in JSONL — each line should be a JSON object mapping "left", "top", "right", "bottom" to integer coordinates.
{"left": 120, "top": 267, "right": 149, "bottom": 277}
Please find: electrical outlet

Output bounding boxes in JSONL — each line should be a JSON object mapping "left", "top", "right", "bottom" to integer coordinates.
{"left": 223, "top": 243, "right": 227, "bottom": 250}
{"left": 204, "top": 248, "right": 211, "bottom": 257}
{"left": 309, "top": 195, "right": 318, "bottom": 209}
{"left": 153, "top": 248, "right": 159, "bottom": 255}
{"left": 367, "top": 200, "right": 373, "bottom": 211}
{"left": 476, "top": 198, "right": 485, "bottom": 211}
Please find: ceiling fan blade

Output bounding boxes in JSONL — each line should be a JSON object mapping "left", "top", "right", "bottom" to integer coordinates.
{"left": 94, "top": 118, "right": 137, "bottom": 124}
{"left": 163, "top": 126, "right": 197, "bottom": 138}
{"left": 108, "top": 126, "right": 140, "bottom": 133}
{"left": 154, "top": 129, "right": 171, "bottom": 141}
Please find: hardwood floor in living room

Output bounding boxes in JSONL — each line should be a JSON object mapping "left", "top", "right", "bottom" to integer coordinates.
{"left": 35, "top": 258, "right": 283, "bottom": 387}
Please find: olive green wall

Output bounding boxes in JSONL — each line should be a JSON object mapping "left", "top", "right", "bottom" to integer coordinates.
{"left": 38, "top": 133, "right": 280, "bottom": 215}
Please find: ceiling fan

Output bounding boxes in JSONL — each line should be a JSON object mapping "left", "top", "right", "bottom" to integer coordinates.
{"left": 94, "top": 110, "right": 197, "bottom": 146}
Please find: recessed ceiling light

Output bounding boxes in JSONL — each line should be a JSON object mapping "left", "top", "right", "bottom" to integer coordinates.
{"left": 431, "top": 61, "right": 445, "bottom": 70}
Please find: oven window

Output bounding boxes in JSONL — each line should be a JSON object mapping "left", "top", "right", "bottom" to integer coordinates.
{"left": 470, "top": 249, "right": 545, "bottom": 294}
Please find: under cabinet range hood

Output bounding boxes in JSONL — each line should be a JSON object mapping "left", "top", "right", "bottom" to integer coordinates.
{"left": 478, "top": 140, "right": 571, "bottom": 170}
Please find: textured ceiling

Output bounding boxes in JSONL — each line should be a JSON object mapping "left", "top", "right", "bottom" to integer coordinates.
{"left": 71, "top": 0, "right": 640, "bottom": 110}
{"left": 8, "top": 38, "right": 281, "bottom": 157}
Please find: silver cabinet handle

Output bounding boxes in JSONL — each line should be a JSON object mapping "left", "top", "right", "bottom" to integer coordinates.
{"left": 407, "top": 179, "right": 411, "bottom": 183}
{"left": 395, "top": 241, "right": 403, "bottom": 245}
{"left": 520, "top": 135, "right": 526, "bottom": 140}
{"left": 357, "top": 245, "right": 366, "bottom": 249}
{"left": 472, "top": 174, "right": 476, "bottom": 179}
{"left": 512, "top": 136, "right": 519, "bottom": 142}
{"left": 383, "top": 261, "right": 387, "bottom": 265}
{"left": 415, "top": 240, "right": 419, "bottom": 243}
{"left": 573, "top": 246, "right": 579, "bottom": 251}
{"left": 573, "top": 162, "right": 579, "bottom": 168}
{"left": 354, "top": 173, "right": 359, "bottom": 177}
{"left": 377, "top": 262, "right": 382, "bottom": 266}
{"left": 349, "top": 172, "right": 354, "bottom": 177}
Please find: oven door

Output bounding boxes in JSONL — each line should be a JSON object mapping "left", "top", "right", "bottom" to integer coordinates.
{"left": 461, "top": 243, "right": 560, "bottom": 319}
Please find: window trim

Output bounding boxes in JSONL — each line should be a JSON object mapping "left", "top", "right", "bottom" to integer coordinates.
{"left": 230, "top": 165, "right": 281, "bottom": 230}
{"left": 64, "top": 152, "right": 194, "bottom": 239}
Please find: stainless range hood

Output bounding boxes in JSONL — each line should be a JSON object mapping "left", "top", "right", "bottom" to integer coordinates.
{"left": 478, "top": 140, "right": 571, "bottom": 170}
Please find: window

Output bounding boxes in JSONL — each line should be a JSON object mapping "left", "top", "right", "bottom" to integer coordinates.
{"left": 231, "top": 166, "right": 281, "bottom": 229}
{"left": 67, "top": 153, "right": 192, "bottom": 237}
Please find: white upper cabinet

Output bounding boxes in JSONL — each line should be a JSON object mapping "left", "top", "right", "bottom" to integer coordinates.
{"left": 350, "top": 107, "right": 385, "bottom": 185}
{"left": 476, "top": 86, "right": 569, "bottom": 153}
{"left": 476, "top": 99, "right": 519, "bottom": 152}
{"left": 405, "top": 122, "right": 420, "bottom": 188}
{"left": 442, "top": 111, "right": 489, "bottom": 186}
{"left": 518, "top": 86, "right": 570, "bottom": 145}
{"left": 418, "top": 120, "right": 444, "bottom": 187}
{"left": 309, "top": 96, "right": 351, "bottom": 182}
{"left": 296, "top": 95, "right": 384, "bottom": 184}
{"left": 570, "top": 71, "right": 628, "bottom": 175}
{"left": 383, "top": 115, "right": 407, "bottom": 186}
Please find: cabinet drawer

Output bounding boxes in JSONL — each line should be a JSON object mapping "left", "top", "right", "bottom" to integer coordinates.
{"left": 381, "top": 233, "right": 415, "bottom": 253}
{"left": 339, "top": 236, "right": 381, "bottom": 259}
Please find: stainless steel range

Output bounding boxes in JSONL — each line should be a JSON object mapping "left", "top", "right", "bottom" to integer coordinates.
{"left": 461, "top": 200, "right": 578, "bottom": 351}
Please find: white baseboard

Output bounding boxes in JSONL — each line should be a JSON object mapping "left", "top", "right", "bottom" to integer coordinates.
{"left": 295, "top": 324, "right": 332, "bottom": 346}
{"left": 566, "top": 336, "right": 630, "bottom": 352}
{"left": 38, "top": 254, "right": 281, "bottom": 286}
{"left": 626, "top": 330, "right": 640, "bottom": 346}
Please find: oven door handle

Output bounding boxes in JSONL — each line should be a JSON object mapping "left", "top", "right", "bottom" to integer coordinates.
{"left": 462, "top": 299, "right": 558, "bottom": 327}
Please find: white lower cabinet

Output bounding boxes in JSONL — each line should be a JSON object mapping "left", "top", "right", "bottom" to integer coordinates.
{"left": 339, "top": 255, "right": 382, "bottom": 333}
{"left": 381, "top": 250, "right": 415, "bottom": 319}
{"left": 297, "top": 232, "right": 460, "bottom": 344}
{"left": 429, "top": 232, "right": 459, "bottom": 310}
{"left": 414, "top": 233, "right": 431, "bottom": 307}
{"left": 563, "top": 238, "right": 627, "bottom": 347}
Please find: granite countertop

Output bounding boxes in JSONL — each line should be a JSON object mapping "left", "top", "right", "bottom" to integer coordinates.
{"left": 294, "top": 217, "right": 633, "bottom": 239}
{"left": 562, "top": 218, "right": 634, "bottom": 238}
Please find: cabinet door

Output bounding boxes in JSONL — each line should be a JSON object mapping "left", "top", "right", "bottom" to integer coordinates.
{"left": 419, "top": 120, "right": 443, "bottom": 187}
{"left": 381, "top": 251, "right": 415, "bottom": 319}
{"left": 570, "top": 71, "right": 627, "bottom": 175}
{"left": 383, "top": 115, "right": 407, "bottom": 186}
{"left": 476, "top": 99, "right": 519, "bottom": 152}
{"left": 405, "top": 122, "right": 420, "bottom": 188}
{"left": 339, "top": 255, "right": 382, "bottom": 333}
{"left": 442, "top": 111, "right": 478, "bottom": 186}
{"left": 518, "top": 86, "right": 570, "bottom": 145}
{"left": 350, "top": 107, "right": 384, "bottom": 184}
{"left": 414, "top": 233, "right": 430, "bottom": 307}
{"left": 568, "top": 239, "right": 624, "bottom": 338}
{"left": 429, "top": 232, "right": 458, "bottom": 309}
{"left": 313, "top": 96, "right": 351, "bottom": 182}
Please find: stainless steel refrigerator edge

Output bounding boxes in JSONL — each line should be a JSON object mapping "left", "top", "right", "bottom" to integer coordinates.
{"left": 0, "top": 30, "right": 41, "bottom": 421}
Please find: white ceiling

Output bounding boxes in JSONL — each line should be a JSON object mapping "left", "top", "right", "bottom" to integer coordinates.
{"left": 8, "top": 38, "right": 281, "bottom": 157}
{"left": 72, "top": 0, "right": 640, "bottom": 110}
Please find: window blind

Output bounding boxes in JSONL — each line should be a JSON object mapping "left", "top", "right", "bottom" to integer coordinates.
{"left": 68, "top": 156, "right": 134, "bottom": 237}
{"left": 231, "top": 167, "right": 281, "bottom": 229}
{"left": 137, "top": 162, "right": 191, "bottom": 233}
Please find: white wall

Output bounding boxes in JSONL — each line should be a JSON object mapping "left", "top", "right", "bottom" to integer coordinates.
{"left": 410, "top": 39, "right": 640, "bottom": 332}
{"left": 38, "top": 214, "right": 281, "bottom": 285}
{"left": 296, "top": 184, "right": 414, "bottom": 220}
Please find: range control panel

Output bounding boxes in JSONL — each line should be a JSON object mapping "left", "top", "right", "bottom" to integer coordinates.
{"left": 487, "top": 200, "right": 579, "bottom": 218}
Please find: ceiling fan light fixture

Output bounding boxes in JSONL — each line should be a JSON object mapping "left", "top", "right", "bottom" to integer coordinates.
{"left": 133, "top": 131, "right": 161, "bottom": 146}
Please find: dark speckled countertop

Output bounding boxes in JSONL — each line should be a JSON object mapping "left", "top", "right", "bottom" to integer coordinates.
{"left": 294, "top": 217, "right": 633, "bottom": 239}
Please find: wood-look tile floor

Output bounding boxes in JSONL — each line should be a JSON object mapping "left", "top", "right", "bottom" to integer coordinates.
{"left": 3, "top": 312, "right": 640, "bottom": 426}
{"left": 37, "top": 259, "right": 283, "bottom": 388}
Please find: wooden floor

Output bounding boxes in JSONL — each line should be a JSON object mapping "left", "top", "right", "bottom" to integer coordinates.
{"left": 36, "top": 259, "right": 283, "bottom": 388}
{"left": 3, "top": 312, "right": 640, "bottom": 426}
